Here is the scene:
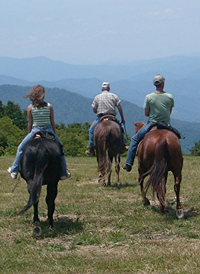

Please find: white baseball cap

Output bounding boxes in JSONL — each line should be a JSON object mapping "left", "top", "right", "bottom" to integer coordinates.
{"left": 102, "top": 82, "right": 110, "bottom": 89}
{"left": 153, "top": 74, "right": 165, "bottom": 86}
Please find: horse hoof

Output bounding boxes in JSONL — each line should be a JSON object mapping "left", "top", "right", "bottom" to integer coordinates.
{"left": 33, "top": 225, "right": 42, "bottom": 238}
{"left": 176, "top": 208, "right": 184, "bottom": 219}
{"left": 49, "top": 225, "right": 53, "bottom": 231}
{"left": 98, "top": 178, "right": 106, "bottom": 186}
{"left": 143, "top": 199, "right": 150, "bottom": 206}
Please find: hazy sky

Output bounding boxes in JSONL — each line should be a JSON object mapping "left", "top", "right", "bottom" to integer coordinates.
{"left": 1, "top": 0, "right": 200, "bottom": 64}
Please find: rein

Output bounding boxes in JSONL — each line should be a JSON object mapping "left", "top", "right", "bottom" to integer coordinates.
{"left": 122, "top": 123, "right": 129, "bottom": 145}
{"left": 12, "top": 175, "right": 21, "bottom": 193}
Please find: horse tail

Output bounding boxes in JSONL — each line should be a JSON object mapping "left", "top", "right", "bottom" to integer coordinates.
{"left": 97, "top": 126, "right": 112, "bottom": 176}
{"left": 19, "top": 144, "right": 49, "bottom": 215}
{"left": 145, "top": 138, "right": 168, "bottom": 205}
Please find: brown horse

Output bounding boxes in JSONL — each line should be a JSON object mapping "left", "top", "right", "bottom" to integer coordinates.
{"left": 93, "top": 116, "right": 124, "bottom": 187}
{"left": 134, "top": 122, "right": 184, "bottom": 218}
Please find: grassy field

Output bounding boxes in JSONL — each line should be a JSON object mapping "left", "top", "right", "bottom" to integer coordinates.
{"left": 1, "top": 155, "right": 200, "bottom": 274}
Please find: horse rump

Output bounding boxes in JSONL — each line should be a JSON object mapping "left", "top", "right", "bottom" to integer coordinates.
{"left": 94, "top": 119, "right": 123, "bottom": 187}
{"left": 19, "top": 137, "right": 62, "bottom": 215}
{"left": 138, "top": 129, "right": 182, "bottom": 212}
{"left": 144, "top": 137, "right": 168, "bottom": 205}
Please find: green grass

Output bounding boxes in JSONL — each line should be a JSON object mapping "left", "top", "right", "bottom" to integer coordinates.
{"left": 1, "top": 155, "right": 200, "bottom": 273}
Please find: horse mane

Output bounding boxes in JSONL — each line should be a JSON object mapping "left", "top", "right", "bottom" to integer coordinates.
{"left": 133, "top": 121, "right": 145, "bottom": 133}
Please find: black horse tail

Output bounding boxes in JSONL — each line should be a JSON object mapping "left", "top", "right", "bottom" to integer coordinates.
{"left": 145, "top": 138, "right": 169, "bottom": 206}
{"left": 98, "top": 126, "right": 112, "bottom": 176}
{"left": 18, "top": 144, "right": 49, "bottom": 215}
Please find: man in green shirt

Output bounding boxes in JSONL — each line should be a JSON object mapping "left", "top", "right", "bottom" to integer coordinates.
{"left": 123, "top": 74, "right": 174, "bottom": 172}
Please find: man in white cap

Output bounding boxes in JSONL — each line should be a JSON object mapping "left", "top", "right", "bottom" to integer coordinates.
{"left": 123, "top": 74, "right": 174, "bottom": 172}
{"left": 85, "top": 82, "right": 126, "bottom": 156}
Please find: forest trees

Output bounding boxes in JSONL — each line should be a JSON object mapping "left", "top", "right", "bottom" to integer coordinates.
{"left": 2, "top": 100, "right": 200, "bottom": 156}
{"left": 0, "top": 101, "right": 90, "bottom": 156}
{"left": 189, "top": 140, "right": 200, "bottom": 156}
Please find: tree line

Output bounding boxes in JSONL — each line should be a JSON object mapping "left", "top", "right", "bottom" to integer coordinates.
{"left": 0, "top": 101, "right": 90, "bottom": 157}
{"left": 0, "top": 100, "right": 199, "bottom": 156}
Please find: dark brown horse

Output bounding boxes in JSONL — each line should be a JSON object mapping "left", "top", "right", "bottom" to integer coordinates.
{"left": 19, "top": 131, "right": 63, "bottom": 236}
{"left": 93, "top": 116, "right": 124, "bottom": 187}
{"left": 134, "top": 122, "right": 184, "bottom": 218}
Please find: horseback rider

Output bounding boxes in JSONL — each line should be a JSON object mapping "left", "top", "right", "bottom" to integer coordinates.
{"left": 85, "top": 82, "right": 127, "bottom": 156}
{"left": 123, "top": 74, "right": 174, "bottom": 172}
{"left": 7, "top": 85, "right": 71, "bottom": 180}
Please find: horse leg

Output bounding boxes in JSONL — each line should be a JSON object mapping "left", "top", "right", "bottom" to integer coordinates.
{"left": 107, "top": 170, "right": 112, "bottom": 187}
{"left": 46, "top": 183, "right": 58, "bottom": 228}
{"left": 25, "top": 185, "right": 40, "bottom": 224}
{"left": 98, "top": 172, "right": 106, "bottom": 186}
{"left": 174, "top": 174, "right": 182, "bottom": 209}
{"left": 115, "top": 154, "right": 120, "bottom": 188}
{"left": 107, "top": 156, "right": 113, "bottom": 187}
{"left": 174, "top": 174, "right": 184, "bottom": 218}
{"left": 33, "top": 202, "right": 40, "bottom": 223}
{"left": 139, "top": 175, "right": 150, "bottom": 206}
{"left": 32, "top": 201, "right": 43, "bottom": 237}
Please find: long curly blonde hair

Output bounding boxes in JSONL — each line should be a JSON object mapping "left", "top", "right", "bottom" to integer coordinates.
{"left": 24, "top": 85, "right": 47, "bottom": 107}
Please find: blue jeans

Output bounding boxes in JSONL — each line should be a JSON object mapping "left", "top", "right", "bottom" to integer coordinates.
{"left": 126, "top": 121, "right": 154, "bottom": 166}
{"left": 11, "top": 125, "right": 67, "bottom": 175}
{"left": 88, "top": 117, "right": 101, "bottom": 148}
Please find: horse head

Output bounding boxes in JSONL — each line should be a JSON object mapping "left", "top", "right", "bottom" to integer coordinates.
{"left": 133, "top": 121, "right": 145, "bottom": 133}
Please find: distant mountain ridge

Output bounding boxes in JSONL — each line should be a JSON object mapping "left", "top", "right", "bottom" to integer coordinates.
{"left": 0, "top": 71, "right": 199, "bottom": 123}
{"left": 1, "top": 55, "right": 200, "bottom": 82}
{"left": 0, "top": 84, "right": 199, "bottom": 154}
{"left": 0, "top": 55, "right": 200, "bottom": 152}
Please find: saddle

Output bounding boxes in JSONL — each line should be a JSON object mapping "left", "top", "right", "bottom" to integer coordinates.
{"left": 34, "top": 130, "right": 56, "bottom": 141}
{"left": 149, "top": 122, "right": 182, "bottom": 139}
{"left": 100, "top": 115, "right": 124, "bottom": 133}
{"left": 100, "top": 114, "right": 119, "bottom": 123}
{"left": 34, "top": 130, "right": 64, "bottom": 155}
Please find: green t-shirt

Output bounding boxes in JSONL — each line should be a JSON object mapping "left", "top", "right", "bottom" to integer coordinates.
{"left": 31, "top": 103, "right": 51, "bottom": 127}
{"left": 143, "top": 91, "right": 174, "bottom": 124}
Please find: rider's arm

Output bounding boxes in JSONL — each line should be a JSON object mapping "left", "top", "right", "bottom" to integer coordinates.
{"left": 27, "top": 105, "right": 33, "bottom": 133}
{"left": 145, "top": 108, "right": 150, "bottom": 117}
{"left": 49, "top": 104, "right": 56, "bottom": 133}
{"left": 117, "top": 104, "right": 125, "bottom": 124}
{"left": 93, "top": 108, "right": 97, "bottom": 114}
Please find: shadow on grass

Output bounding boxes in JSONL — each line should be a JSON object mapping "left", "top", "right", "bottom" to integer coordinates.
{"left": 36, "top": 216, "right": 84, "bottom": 238}
{"left": 147, "top": 203, "right": 198, "bottom": 219}
{"left": 103, "top": 181, "right": 139, "bottom": 189}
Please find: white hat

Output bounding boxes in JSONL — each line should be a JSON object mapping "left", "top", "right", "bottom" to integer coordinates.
{"left": 102, "top": 82, "right": 110, "bottom": 89}
{"left": 153, "top": 74, "right": 165, "bottom": 86}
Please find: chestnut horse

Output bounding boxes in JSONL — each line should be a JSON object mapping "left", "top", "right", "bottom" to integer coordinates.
{"left": 93, "top": 116, "right": 124, "bottom": 188}
{"left": 134, "top": 122, "right": 184, "bottom": 218}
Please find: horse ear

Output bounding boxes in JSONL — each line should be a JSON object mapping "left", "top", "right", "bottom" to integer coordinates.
{"left": 133, "top": 121, "right": 137, "bottom": 127}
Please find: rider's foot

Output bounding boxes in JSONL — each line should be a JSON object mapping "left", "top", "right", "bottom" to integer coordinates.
{"left": 60, "top": 171, "right": 71, "bottom": 180}
{"left": 85, "top": 148, "right": 95, "bottom": 156}
{"left": 122, "top": 163, "right": 132, "bottom": 172}
{"left": 7, "top": 167, "right": 18, "bottom": 179}
{"left": 121, "top": 146, "right": 129, "bottom": 154}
